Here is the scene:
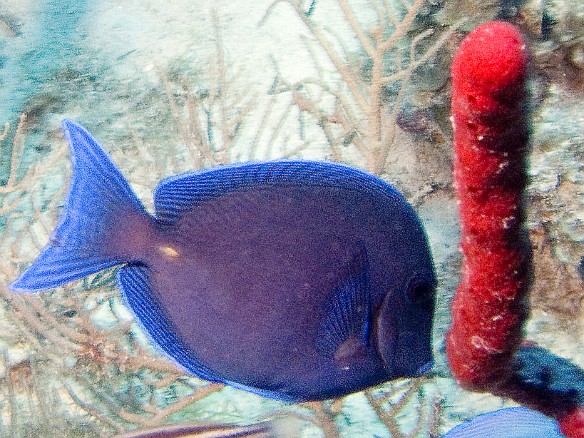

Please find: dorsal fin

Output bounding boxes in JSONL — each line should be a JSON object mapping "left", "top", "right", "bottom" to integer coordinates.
{"left": 152, "top": 160, "right": 400, "bottom": 227}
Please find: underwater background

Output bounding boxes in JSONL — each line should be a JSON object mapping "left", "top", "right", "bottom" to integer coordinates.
{"left": 0, "top": 0, "right": 582, "bottom": 436}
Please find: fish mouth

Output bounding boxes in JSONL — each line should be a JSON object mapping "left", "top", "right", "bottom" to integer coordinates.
{"left": 416, "top": 360, "right": 433, "bottom": 376}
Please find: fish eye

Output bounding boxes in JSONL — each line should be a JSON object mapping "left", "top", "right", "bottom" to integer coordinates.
{"left": 406, "top": 279, "right": 435, "bottom": 310}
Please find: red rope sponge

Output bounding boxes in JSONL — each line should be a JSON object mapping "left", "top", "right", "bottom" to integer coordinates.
{"left": 560, "top": 408, "right": 584, "bottom": 438}
{"left": 446, "top": 21, "right": 584, "bottom": 437}
{"left": 446, "top": 21, "right": 530, "bottom": 391}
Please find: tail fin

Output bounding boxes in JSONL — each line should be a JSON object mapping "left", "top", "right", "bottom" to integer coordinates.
{"left": 10, "top": 120, "right": 151, "bottom": 292}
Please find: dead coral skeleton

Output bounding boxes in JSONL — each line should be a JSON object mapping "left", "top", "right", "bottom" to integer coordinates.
{"left": 158, "top": 9, "right": 313, "bottom": 178}
{"left": 255, "top": 377, "right": 440, "bottom": 437}
{"left": 261, "top": 0, "right": 459, "bottom": 176}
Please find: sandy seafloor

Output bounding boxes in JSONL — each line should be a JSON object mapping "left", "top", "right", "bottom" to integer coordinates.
{"left": 0, "top": 0, "right": 583, "bottom": 436}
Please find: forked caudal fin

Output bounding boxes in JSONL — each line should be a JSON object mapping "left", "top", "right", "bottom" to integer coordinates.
{"left": 10, "top": 120, "right": 152, "bottom": 292}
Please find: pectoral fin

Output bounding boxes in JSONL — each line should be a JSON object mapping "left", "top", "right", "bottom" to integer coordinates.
{"left": 315, "top": 244, "right": 371, "bottom": 364}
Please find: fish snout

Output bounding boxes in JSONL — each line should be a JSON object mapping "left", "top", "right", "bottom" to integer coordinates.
{"left": 375, "top": 275, "right": 436, "bottom": 377}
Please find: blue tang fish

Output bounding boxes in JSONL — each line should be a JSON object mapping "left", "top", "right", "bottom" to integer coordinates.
{"left": 11, "top": 120, "right": 436, "bottom": 401}
{"left": 443, "top": 407, "right": 564, "bottom": 437}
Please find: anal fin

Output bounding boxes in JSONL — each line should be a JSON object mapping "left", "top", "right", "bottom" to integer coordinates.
{"left": 117, "top": 264, "right": 224, "bottom": 382}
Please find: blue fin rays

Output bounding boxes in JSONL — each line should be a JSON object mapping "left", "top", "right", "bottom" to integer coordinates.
{"left": 153, "top": 160, "right": 400, "bottom": 227}
{"left": 315, "top": 244, "right": 371, "bottom": 360}
{"left": 10, "top": 120, "right": 149, "bottom": 292}
{"left": 117, "top": 265, "right": 224, "bottom": 382}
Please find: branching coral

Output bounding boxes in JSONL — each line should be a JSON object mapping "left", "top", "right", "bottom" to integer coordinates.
{"left": 159, "top": 9, "right": 315, "bottom": 176}
{"left": 261, "top": 0, "right": 459, "bottom": 178}
{"left": 160, "top": 11, "right": 257, "bottom": 172}
{"left": 271, "top": 377, "right": 440, "bottom": 437}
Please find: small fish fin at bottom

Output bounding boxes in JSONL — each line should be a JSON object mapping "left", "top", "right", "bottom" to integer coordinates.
{"left": 443, "top": 407, "right": 564, "bottom": 438}
{"left": 114, "top": 420, "right": 276, "bottom": 438}
{"left": 117, "top": 264, "right": 227, "bottom": 383}
{"left": 315, "top": 244, "right": 371, "bottom": 362}
{"left": 11, "top": 120, "right": 150, "bottom": 292}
